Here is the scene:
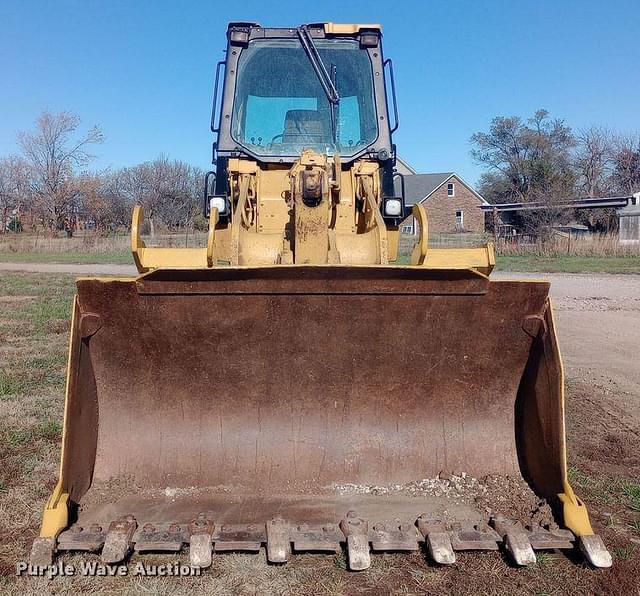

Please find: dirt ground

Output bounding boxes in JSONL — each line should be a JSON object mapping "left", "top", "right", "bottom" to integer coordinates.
{"left": 493, "top": 271, "right": 640, "bottom": 417}
{"left": 0, "top": 267, "right": 639, "bottom": 594}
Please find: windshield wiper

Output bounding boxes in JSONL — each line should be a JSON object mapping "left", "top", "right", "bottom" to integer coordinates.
{"left": 297, "top": 24, "right": 339, "bottom": 144}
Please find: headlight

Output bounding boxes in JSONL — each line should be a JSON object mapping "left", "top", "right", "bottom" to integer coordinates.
{"left": 209, "top": 196, "right": 227, "bottom": 215}
{"left": 384, "top": 198, "right": 402, "bottom": 217}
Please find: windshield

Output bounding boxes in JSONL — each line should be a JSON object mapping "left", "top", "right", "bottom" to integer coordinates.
{"left": 231, "top": 38, "right": 378, "bottom": 157}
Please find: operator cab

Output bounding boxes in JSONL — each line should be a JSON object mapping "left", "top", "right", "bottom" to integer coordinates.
{"left": 213, "top": 23, "right": 396, "bottom": 164}
{"left": 229, "top": 34, "right": 379, "bottom": 158}
{"left": 208, "top": 22, "right": 405, "bottom": 228}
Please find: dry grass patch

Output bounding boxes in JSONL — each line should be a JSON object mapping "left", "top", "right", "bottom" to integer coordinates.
{"left": 0, "top": 273, "right": 74, "bottom": 590}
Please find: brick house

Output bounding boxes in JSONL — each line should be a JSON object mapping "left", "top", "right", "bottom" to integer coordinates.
{"left": 399, "top": 172, "right": 488, "bottom": 235}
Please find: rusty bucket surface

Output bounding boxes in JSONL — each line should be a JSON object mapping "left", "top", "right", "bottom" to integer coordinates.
{"left": 34, "top": 266, "right": 610, "bottom": 568}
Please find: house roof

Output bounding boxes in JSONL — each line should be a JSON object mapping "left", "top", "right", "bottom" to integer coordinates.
{"left": 404, "top": 173, "right": 454, "bottom": 206}
{"left": 395, "top": 156, "right": 417, "bottom": 175}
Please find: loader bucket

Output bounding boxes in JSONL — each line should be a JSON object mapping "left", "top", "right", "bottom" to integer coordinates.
{"left": 32, "top": 266, "right": 611, "bottom": 569}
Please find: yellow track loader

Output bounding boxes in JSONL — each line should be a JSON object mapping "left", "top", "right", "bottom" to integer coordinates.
{"left": 31, "top": 22, "right": 611, "bottom": 570}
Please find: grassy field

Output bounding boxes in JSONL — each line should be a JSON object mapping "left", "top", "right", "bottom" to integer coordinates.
{"left": 0, "top": 272, "right": 638, "bottom": 594}
{"left": 1, "top": 231, "right": 639, "bottom": 273}
{"left": 392, "top": 253, "right": 640, "bottom": 273}
{"left": 496, "top": 255, "right": 640, "bottom": 274}
{"left": 2, "top": 249, "right": 639, "bottom": 274}
{"left": 0, "top": 251, "right": 132, "bottom": 265}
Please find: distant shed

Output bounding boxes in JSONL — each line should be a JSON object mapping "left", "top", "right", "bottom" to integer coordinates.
{"left": 619, "top": 193, "right": 640, "bottom": 242}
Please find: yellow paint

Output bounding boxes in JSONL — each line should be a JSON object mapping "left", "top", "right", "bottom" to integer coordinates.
{"left": 131, "top": 206, "right": 218, "bottom": 273}
{"left": 422, "top": 247, "right": 494, "bottom": 275}
{"left": 549, "top": 302, "right": 595, "bottom": 536}
{"left": 38, "top": 298, "right": 79, "bottom": 538}
{"left": 323, "top": 23, "right": 382, "bottom": 34}
{"left": 40, "top": 484, "right": 69, "bottom": 538}
{"left": 206, "top": 209, "right": 218, "bottom": 267}
{"left": 126, "top": 156, "right": 500, "bottom": 272}
{"left": 387, "top": 227, "right": 400, "bottom": 262}
{"left": 559, "top": 484, "right": 594, "bottom": 536}
{"left": 410, "top": 204, "right": 429, "bottom": 265}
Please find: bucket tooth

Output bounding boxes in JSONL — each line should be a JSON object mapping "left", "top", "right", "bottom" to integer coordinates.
{"left": 188, "top": 514, "right": 215, "bottom": 568}
{"left": 579, "top": 534, "right": 613, "bottom": 568}
{"left": 450, "top": 520, "right": 501, "bottom": 551}
{"left": 505, "top": 532, "right": 537, "bottom": 566}
{"left": 340, "top": 511, "right": 371, "bottom": 571}
{"left": 292, "top": 523, "right": 342, "bottom": 553}
{"left": 417, "top": 515, "right": 455, "bottom": 565}
{"left": 133, "top": 522, "right": 186, "bottom": 552}
{"left": 491, "top": 517, "right": 536, "bottom": 566}
{"left": 371, "top": 522, "right": 419, "bottom": 552}
{"left": 101, "top": 516, "right": 137, "bottom": 564}
{"left": 57, "top": 523, "right": 106, "bottom": 552}
{"left": 266, "top": 517, "right": 291, "bottom": 563}
{"left": 29, "top": 537, "right": 56, "bottom": 568}
{"left": 189, "top": 533, "right": 213, "bottom": 568}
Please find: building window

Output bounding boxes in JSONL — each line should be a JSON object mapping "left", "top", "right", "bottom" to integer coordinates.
{"left": 455, "top": 210, "right": 464, "bottom": 227}
{"left": 447, "top": 182, "right": 455, "bottom": 197}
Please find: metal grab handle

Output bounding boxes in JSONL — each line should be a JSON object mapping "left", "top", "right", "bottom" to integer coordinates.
{"left": 210, "top": 60, "right": 226, "bottom": 133}
{"left": 384, "top": 58, "right": 399, "bottom": 133}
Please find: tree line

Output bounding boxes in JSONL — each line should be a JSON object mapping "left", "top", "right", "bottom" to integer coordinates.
{"left": 0, "top": 111, "right": 205, "bottom": 236}
{"left": 2, "top": 109, "right": 639, "bottom": 237}
{"left": 471, "top": 109, "right": 640, "bottom": 233}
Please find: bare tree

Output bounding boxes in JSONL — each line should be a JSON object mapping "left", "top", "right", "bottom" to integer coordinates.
{"left": 611, "top": 132, "right": 640, "bottom": 195}
{"left": 18, "top": 111, "right": 103, "bottom": 235}
{"left": 119, "top": 162, "right": 155, "bottom": 234}
{"left": 471, "top": 110, "right": 576, "bottom": 238}
{"left": 573, "top": 127, "right": 615, "bottom": 197}
{"left": 98, "top": 170, "right": 136, "bottom": 230}
{"left": 75, "top": 172, "right": 129, "bottom": 233}
{"left": 0, "top": 155, "right": 32, "bottom": 232}
{"left": 471, "top": 110, "right": 575, "bottom": 204}
{"left": 118, "top": 156, "right": 203, "bottom": 237}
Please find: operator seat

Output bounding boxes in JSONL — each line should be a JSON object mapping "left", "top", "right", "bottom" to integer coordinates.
{"left": 282, "top": 110, "right": 327, "bottom": 144}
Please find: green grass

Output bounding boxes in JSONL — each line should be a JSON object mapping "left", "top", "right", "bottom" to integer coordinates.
{"left": 568, "top": 467, "right": 622, "bottom": 507}
{"left": 38, "top": 418, "right": 62, "bottom": 440}
{"left": 0, "top": 250, "right": 132, "bottom": 264}
{"left": 0, "top": 370, "right": 32, "bottom": 397}
{"left": 535, "top": 552, "right": 554, "bottom": 566}
{"left": 1, "top": 428, "right": 34, "bottom": 447}
{"left": 0, "top": 274, "right": 74, "bottom": 401}
{"left": 496, "top": 255, "right": 640, "bottom": 274}
{"left": 15, "top": 293, "right": 70, "bottom": 321}
{"left": 0, "top": 271, "right": 75, "bottom": 296}
{"left": 623, "top": 483, "right": 640, "bottom": 512}
{"left": 397, "top": 253, "right": 640, "bottom": 273}
{"left": 613, "top": 545, "right": 637, "bottom": 561}
{"left": 0, "top": 353, "right": 67, "bottom": 397}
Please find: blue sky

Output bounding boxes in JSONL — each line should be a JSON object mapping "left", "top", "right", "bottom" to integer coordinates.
{"left": 1, "top": 0, "right": 638, "bottom": 184}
